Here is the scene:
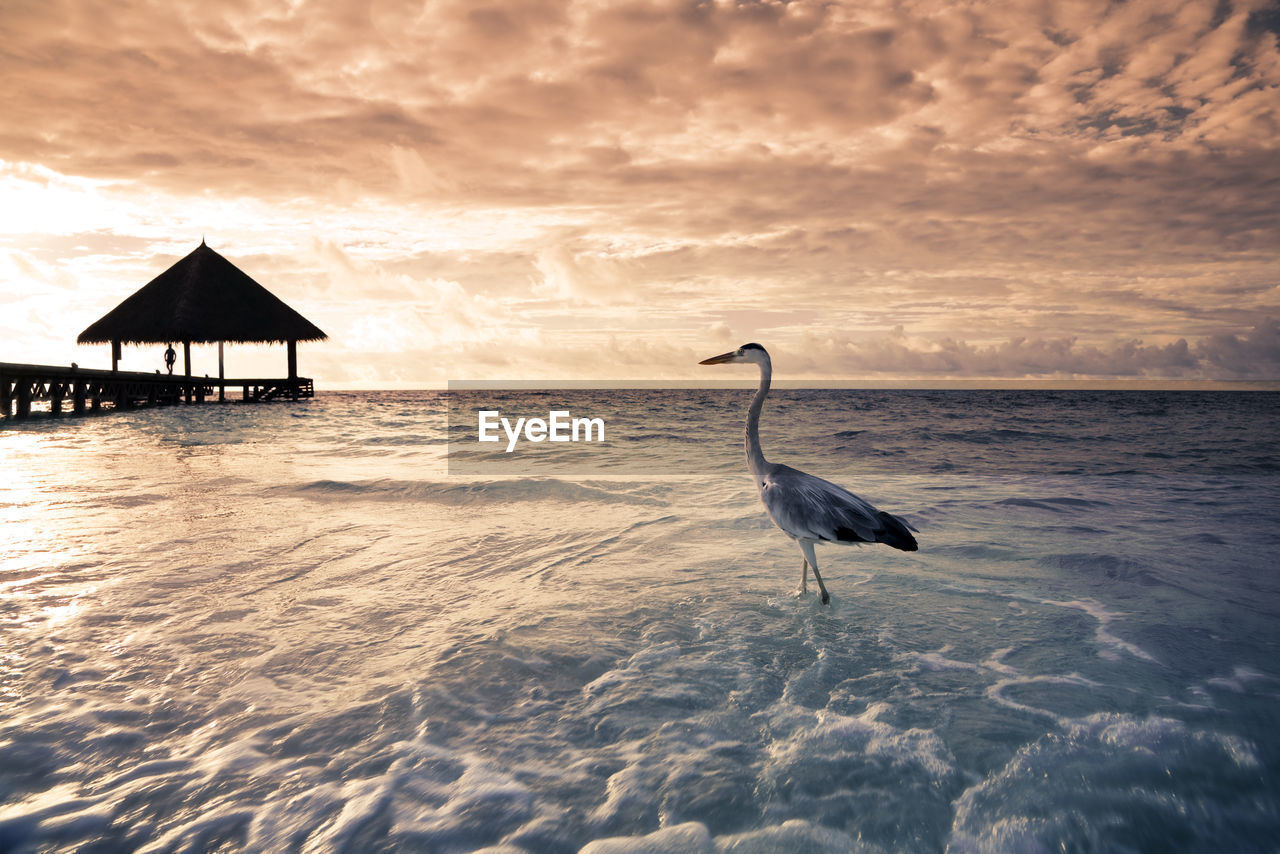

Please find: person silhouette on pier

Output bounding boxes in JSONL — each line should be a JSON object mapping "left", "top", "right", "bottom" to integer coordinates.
{"left": 164, "top": 344, "right": 176, "bottom": 375}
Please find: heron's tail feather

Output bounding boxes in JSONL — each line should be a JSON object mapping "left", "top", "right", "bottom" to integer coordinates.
{"left": 877, "top": 511, "right": 919, "bottom": 551}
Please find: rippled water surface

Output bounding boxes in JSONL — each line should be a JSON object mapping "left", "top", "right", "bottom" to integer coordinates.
{"left": 2, "top": 390, "right": 1278, "bottom": 852}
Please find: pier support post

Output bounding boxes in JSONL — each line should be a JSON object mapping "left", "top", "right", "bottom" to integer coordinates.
{"left": 0, "top": 366, "right": 313, "bottom": 417}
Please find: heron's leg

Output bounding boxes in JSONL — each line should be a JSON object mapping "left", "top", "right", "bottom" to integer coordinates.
{"left": 799, "top": 540, "right": 830, "bottom": 605}
{"left": 793, "top": 542, "right": 810, "bottom": 594}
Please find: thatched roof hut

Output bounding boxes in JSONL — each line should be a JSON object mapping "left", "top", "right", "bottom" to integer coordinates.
{"left": 78, "top": 241, "right": 326, "bottom": 380}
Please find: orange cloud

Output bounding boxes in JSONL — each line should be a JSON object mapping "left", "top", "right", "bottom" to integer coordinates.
{"left": 1, "top": 0, "right": 1278, "bottom": 383}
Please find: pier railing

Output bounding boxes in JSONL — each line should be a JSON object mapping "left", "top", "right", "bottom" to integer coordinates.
{"left": 1, "top": 362, "right": 314, "bottom": 419}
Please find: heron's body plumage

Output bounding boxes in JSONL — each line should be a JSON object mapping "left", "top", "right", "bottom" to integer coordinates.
{"left": 757, "top": 463, "right": 918, "bottom": 551}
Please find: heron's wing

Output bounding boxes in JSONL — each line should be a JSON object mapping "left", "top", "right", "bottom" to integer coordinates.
{"left": 760, "top": 464, "right": 917, "bottom": 550}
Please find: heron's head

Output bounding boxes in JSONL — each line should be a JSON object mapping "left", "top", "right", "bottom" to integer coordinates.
{"left": 699, "top": 342, "right": 769, "bottom": 366}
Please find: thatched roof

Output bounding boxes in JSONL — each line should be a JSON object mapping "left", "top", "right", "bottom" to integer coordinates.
{"left": 78, "top": 241, "right": 327, "bottom": 345}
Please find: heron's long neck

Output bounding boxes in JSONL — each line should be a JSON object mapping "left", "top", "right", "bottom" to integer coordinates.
{"left": 746, "top": 357, "right": 771, "bottom": 475}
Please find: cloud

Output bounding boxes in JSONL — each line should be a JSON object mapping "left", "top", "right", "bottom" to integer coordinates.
{"left": 533, "top": 244, "right": 634, "bottom": 303}
{"left": 7, "top": 0, "right": 1275, "bottom": 201}
{"left": 2, "top": 0, "right": 1279, "bottom": 384}
{"left": 780, "top": 320, "right": 1280, "bottom": 380}
{"left": 1196, "top": 318, "right": 1280, "bottom": 377}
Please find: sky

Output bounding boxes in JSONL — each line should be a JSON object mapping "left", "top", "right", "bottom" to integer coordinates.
{"left": 2, "top": 0, "right": 1279, "bottom": 387}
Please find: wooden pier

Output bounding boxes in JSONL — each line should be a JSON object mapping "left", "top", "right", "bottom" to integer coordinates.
{"left": 1, "top": 362, "right": 313, "bottom": 420}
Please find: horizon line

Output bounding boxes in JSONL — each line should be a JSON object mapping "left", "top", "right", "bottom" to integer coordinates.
{"left": 321, "top": 378, "right": 1280, "bottom": 392}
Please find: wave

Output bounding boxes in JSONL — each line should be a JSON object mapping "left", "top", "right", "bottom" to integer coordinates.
{"left": 283, "top": 478, "right": 666, "bottom": 506}
{"left": 994, "top": 496, "right": 1112, "bottom": 512}
{"left": 617, "top": 432, "right": 705, "bottom": 444}
{"left": 357, "top": 434, "right": 447, "bottom": 446}
{"left": 948, "top": 713, "right": 1265, "bottom": 852}
{"left": 1036, "top": 553, "right": 1165, "bottom": 587}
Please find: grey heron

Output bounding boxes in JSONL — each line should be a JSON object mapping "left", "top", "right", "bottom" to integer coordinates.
{"left": 700, "top": 343, "right": 918, "bottom": 604}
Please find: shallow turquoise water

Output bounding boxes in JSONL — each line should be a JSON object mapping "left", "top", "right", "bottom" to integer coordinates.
{"left": 1, "top": 391, "right": 1277, "bottom": 852}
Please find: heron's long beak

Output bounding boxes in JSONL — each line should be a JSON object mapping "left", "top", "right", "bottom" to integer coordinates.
{"left": 699, "top": 351, "right": 738, "bottom": 365}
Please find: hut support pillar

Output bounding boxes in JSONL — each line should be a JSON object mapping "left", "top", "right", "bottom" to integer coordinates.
{"left": 183, "top": 341, "right": 192, "bottom": 403}
{"left": 111, "top": 340, "right": 121, "bottom": 372}
{"left": 287, "top": 339, "right": 298, "bottom": 401}
{"left": 16, "top": 383, "right": 31, "bottom": 419}
{"left": 218, "top": 342, "right": 225, "bottom": 402}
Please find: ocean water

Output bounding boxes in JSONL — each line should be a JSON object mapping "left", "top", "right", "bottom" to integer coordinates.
{"left": 2, "top": 389, "right": 1278, "bottom": 853}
